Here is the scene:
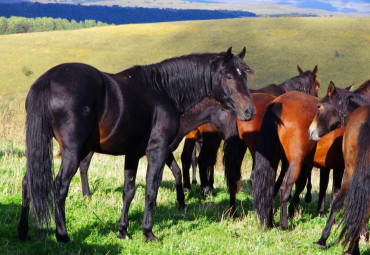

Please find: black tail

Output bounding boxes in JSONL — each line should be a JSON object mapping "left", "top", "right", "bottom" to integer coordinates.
{"left": 223, "top": 134, "right": 247, "bottom": 194}
{"left": 338, "top": 122, "right": 370, "bottom": 253}
{"left": 25, "top": 77, "right": 54, "bottom": 228}
{"left": 252, "top": 102, "right": 282, "bottom": 228}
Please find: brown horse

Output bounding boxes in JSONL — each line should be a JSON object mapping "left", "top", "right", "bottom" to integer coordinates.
{"left": 309, "top": 81, "right": 370, "bottom": 254}
{"left": 251, "top": 90, "right": 354, "bottom": 229}
{"left": 182, "top": 65, "right": 320, "bottom": 195}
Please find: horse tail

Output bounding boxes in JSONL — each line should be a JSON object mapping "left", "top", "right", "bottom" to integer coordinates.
{"left": 252, "top": 102, "right": 282, "bottom": 228}
{"left": 223, "top": 134, "right": 247, "bottom": 194}
{"left": 338, "top": 122, "right": 370, "bottom": 253}
{"left": 25, "top": 76, "right": 54, "bottom": 228}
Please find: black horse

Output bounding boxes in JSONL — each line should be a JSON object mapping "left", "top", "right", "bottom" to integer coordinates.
{"left": 18, "top": 48, "right": 255, "bottom": 242}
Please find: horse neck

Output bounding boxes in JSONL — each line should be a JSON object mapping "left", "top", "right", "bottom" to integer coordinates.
{"left": 343, "top": 95, "right": 370, "bottom": 126}
{"left": 279, "top": 74, "right": 310, "bottom": 94}
{"left": 180, "top": 99, "right": 222, "bottom": 132}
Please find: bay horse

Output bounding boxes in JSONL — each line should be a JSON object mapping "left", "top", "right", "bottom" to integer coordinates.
{"left": 308, "top": 81, "right": 370, "bottom": 254}
{"left": 182, "top": 65, "right": 320, "bottom": 196}
{"left": 18, "top": 48, "right": 256, "bottom": 242}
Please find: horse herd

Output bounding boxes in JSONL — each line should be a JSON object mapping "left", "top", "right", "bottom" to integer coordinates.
{"left": 16, "top": 48, "right": 369, "bottom": 254}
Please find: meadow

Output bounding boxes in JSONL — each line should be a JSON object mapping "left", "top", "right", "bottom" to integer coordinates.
{"left": 0, "top": 17, "right": 369, "bottom": 254}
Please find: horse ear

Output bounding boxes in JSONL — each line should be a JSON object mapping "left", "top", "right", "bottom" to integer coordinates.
{"left": 297, "top": 65, "right": 303, "bottom": 74}
{"left": 328, "top": 81, "right": 336, "bottom": 97}
{"left": 345, "top": 83, "right": 354, "bottom": 91}
{"left": 223, "top": 47, "right": 233, "bottom": 62}
{"left": 312, "top": 65, "right": 318, "bottom": 76}
{"left": 238, "top": 47, "right": 246, "bottom": 60}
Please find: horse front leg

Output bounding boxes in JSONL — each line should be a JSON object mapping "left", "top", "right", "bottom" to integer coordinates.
{"left": 142, "top": 144, "right": 169, "bottom": 242}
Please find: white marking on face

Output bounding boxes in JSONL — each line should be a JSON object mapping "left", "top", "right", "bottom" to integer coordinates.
{"left": 236, "top": 68, "right": 242, "bottom": 75}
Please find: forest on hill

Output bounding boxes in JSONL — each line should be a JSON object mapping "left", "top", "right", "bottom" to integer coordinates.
{"left": 0, "top": 16, "right": 109, "bottom": 34}
{"left": 0, "top": 2, "right": 257, "bottom": 25}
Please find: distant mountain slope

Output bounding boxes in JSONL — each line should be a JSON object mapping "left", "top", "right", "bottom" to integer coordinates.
{"left": 0, "top": 2, "right": 256, "bottom": 24}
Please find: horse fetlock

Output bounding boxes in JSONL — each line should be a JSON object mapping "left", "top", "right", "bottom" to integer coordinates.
{"left": 143, "top": 230, "right": 158, "bottom": 242}
{"left": 117, "top": 230, "right": 131, "bottom": 240}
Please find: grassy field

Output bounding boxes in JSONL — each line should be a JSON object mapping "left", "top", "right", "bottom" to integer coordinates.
{"left": 0, "top": 17, "right": 369, "bottom": 254}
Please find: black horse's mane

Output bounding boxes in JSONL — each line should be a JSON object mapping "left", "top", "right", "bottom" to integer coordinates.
{"left": 279, "top": 71, "right": 314, "bottom": 93}
{"left": 329, "top": 85, "right": 370, "bottom": 125}
{"left": 117, "top": 52, "right": 230, "bottom": 113}
{"left": 354, "top": 79, "right": 370, "bottom": 100}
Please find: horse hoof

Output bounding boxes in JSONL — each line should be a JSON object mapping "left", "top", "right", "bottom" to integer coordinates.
{"left": 304, "top": 193, "right": 312, "bottom": 203}
{"left": 145, "top": 233, "right": 158, "bottom": 242}
{"left": 179, "top": 203, "right": 186, "bottom": 211}
{"left": 183, "top": 187, "right": 191, "bottom": 193}
{"left": 117, "top": 232, "right": 131, "bottom": 240}
{"left": 17, "top": 223, "right": 28, "bottom": 242}
{"left": 192, "top": 180, "right": 197, "bottom": 184}
{"left": 318, "top": 212, "right": 326, "bottom": 218}
{"left": 56, "top": 233, "right": 70, "bottom": 243}
{"left": 314, "top": 239, "right": 327, "bottom": 249}
{"left": 202, "top": 186, "right": 212, "bottom": 197}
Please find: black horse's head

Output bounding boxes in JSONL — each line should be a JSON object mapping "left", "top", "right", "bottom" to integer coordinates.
{"left": 309, "top": 81, "right": 351, "bottom": 141}
{"left": 211, "top": 47, "right": 256, "bottom": 121}
{"left": 296, "top": 65, "right": 320, "bottom": 97}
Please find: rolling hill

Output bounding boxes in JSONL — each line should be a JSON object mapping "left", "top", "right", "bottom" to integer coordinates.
{"left": 0, "top": 17, "right": 369, "bottom": 99}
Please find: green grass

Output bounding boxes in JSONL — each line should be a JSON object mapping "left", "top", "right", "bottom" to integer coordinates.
{"left": 1, "top": 141, "right": 368, "bottom": 254}
{"left": 0, "top": 18, "right": 369, "bottom": 254}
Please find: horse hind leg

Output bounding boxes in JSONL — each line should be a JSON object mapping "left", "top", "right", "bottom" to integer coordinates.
{"left": 288, "top": 164, "right": 310, "bottom": 218}
{"left": 181, "top": 138, "right": 196, "bottom": 192}
{"left": 315, "top": 188, "right": 347, "bottom": 249}
{"left": 165, "top": 153, "right": 185, "bottom": 210}
{"left": 304, "top": 168, "right": 312, "bottom": 203}
{"left": 54, "top": 149, "right": 87, "bottom": 242}
{"left": 279, "top": 160, "right": 302, "bottom": 230}
{"left": 118, "top": 156, "right": 139, "bottom": 240}
{"left": 79, "top": 151, "right": 94, "bottom": 197}
{"left": 318, "top": 168, "right": 330, "bottom": 217}
{"left": 191, "top": 142, "right": 200, "bottom": 184}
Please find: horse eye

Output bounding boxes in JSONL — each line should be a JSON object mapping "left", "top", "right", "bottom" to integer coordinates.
{"left": 317, "top": 104, "right": 321, "bottom": 109}
{"left": 226, "top": 75, "right": 233, "bottom": 80}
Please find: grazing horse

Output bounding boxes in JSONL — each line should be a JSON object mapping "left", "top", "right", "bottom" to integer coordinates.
{"left": 309, "top": 81, "right": 370, "bottom": 254}
{"left": 18, "top": 48, "right": 256, "bottom": 242}
{"left": 182, "top": 65, "right": 320, "bottom": 196}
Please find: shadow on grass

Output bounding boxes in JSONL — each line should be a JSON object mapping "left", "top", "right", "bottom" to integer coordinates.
{"left": 0, "top": 202, "right": 124, "bottom": 255}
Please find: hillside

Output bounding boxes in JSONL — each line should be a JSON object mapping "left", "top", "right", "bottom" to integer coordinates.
{"left": 0, "top": 17, "right": 369, "bottom": 99}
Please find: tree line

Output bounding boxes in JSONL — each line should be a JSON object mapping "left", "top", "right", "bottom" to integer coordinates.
{"left": 0, "top": 2, "right": 257, "bottom": 25}
{"left": 0, "top": 16, "right": 109, "bottom": 34}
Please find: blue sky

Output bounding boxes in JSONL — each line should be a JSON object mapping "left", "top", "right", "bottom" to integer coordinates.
{"left": 211, "top": 0, "right": 370, "bottom": 12}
